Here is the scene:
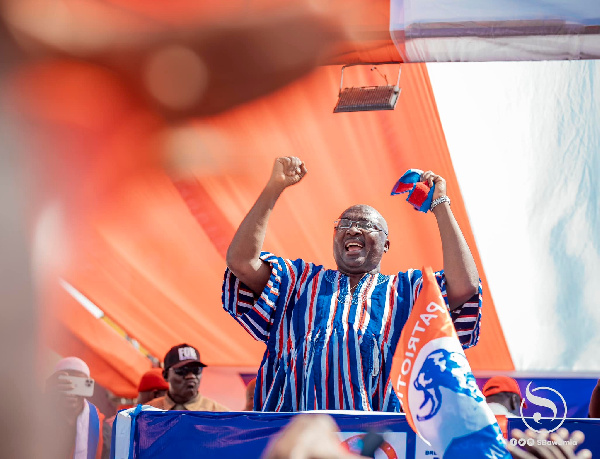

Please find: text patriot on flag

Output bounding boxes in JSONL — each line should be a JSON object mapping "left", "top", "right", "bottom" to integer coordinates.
{"left": 390, "top": 267, "right": 509, "bottom": 458}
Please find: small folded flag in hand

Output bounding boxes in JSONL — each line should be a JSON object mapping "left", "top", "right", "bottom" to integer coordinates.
{"left": 391, "top": 169, "right": 435, "bottom": 213}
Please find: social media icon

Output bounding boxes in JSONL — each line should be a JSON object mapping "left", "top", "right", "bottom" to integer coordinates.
{"left": 527, "top": 438, "right": 535, "bottom": 446}
{"left": 509, "top": 439, "right": 517, "bottom": 446}
{"left": 518, "top": 438, "right": 526, "bottom": 446}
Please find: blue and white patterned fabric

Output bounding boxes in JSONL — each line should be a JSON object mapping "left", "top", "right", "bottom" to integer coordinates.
{"left": 222, "top": 252, "right": 481, "bottom": 412}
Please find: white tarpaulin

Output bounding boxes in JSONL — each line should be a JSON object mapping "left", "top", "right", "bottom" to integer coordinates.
{"left": 428, "top": 59, "right": 600, "bottom": 371}
{"left": 391, "top": 0, "right": 600, "bottom": 62}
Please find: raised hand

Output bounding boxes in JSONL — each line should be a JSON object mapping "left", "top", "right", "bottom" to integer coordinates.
{"left": 421, "top": 170, "right": 447, "bottom": 201}
{"left": 268, "top": 157, "right": 308, "bottom": 192}
{"left": 46, "top": 372, "right": 75, "bottom": 394}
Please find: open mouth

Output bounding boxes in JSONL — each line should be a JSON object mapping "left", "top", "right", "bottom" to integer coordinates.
{"left": 345, "top": 240, "right": 364, "bottom": 253}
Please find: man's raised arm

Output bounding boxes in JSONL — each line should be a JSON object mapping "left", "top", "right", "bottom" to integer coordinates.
{"left": 421, "top": 171, "right": 480, "bottom": 310}
{"left": 226, "top": 156, "right": 307, "bottom": 296}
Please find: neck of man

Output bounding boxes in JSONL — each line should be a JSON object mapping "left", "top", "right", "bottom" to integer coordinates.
{"left": 342, "top": 267, "right": 380, "bottom": 290}
{"left": 169, "top": 391, "right": 197, "bottom": 405}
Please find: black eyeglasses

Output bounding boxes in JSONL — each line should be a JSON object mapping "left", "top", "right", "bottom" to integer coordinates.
{"left": 334, "top": 218, "right": 388, "bottom": 236}
{"left": 172, "top": 365, "right": 202, "bottom": 376}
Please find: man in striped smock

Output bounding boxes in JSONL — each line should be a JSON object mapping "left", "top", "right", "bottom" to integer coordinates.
{"left": 223, "top": 157, "right": 481, "bottom": 412}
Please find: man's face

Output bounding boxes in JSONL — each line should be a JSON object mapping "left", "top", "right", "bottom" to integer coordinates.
{"left": 167, "top": 364, "right": 201, "bottom": 402}
{"left": 333, "top": 205, "right": 389, "bottom": 276}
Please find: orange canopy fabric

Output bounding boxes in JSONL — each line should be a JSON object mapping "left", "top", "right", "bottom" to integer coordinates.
{"left": 43, "top": 283, "right": 151, "bottom": 398}
{"left": 28, "top": 64, "right": 512, "bottom": 392}
{"left": 10, "top": 5, "right": 514, "bottom": 397}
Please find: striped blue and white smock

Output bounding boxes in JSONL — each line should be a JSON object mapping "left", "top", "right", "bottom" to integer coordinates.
{"left": 222, "top": 252, "right": 482, "bottom": 412}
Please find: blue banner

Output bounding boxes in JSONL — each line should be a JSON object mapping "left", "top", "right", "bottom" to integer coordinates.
{"left": 507, "top": 418, "right": 600, "bottom": 455}
{"left": 476, "top": 377, "right": 597, "bottom": 418}
{"left": 131, "top": 411, "right": 417, "bottom": 459}
{"left": 116, "top": 410, "right": 600, "bottom": 458}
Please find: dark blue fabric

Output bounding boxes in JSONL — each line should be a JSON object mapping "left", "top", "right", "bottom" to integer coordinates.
{"left": 86, "top": 401, "right": 100, "bottom": 459}
{"left": 131, "top": 411, "right": 417, "bottom": 459}
{"left": 122, "top": 410, "right": 600, "bottom": 458}
{"left": 476, "top": 377, "right": 598, "bottom": 418}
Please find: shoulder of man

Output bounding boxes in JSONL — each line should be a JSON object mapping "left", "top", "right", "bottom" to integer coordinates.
{"left": 194, "top": 395, "right": 230, "bottom": 412}
{"left": 145, "top": 396, "right": 169, "bottom": 410}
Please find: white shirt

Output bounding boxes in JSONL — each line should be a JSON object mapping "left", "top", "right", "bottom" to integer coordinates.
{"left": 487, "top": 402, "right": 517, "bottom": 418}
{"left": 74, "top": 400, "right": 90, "bottom": 459}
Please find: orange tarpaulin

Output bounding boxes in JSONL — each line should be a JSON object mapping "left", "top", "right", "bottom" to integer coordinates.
{"left": 9, "top": 4, "right": 513, "bottom": 397}
{"left": 43, "top": 284, "right": 151, "bottom": 398}
{"left": 29, "top": 64, "right": 512, "bottom": 396}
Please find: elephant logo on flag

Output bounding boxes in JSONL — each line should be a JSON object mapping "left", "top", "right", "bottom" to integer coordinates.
{"left": 389, "top": 267, "right": 509, "bottom": 458}
{"left": 414, "top": 348, "right": 483, "bottom": 421}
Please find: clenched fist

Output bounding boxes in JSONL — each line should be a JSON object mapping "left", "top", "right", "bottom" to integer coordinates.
{"left": 420, "top": 170, "right": 447, "bottom": 201}
{"left": 268, "top": 156, "right": 308, "bottom": 191}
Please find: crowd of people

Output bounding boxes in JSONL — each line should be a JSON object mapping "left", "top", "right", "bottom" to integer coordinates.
{"left": 47, "top": 353, "right": 597, "bottom": 459}
{"left": 48, "top": 345, "right": 239, "bottom": 459}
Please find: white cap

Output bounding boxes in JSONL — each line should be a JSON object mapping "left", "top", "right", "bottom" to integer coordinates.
{"left": 53, "top": 356, "right": 90, "bottom": 377}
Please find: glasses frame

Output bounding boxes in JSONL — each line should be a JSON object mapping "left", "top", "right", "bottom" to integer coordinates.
{"left": 333, "top": 218, "right": 388, "bottom": 236}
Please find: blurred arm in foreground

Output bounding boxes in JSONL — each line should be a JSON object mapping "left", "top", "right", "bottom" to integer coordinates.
{"left": 0, "top": 2, "right": 348, "bottom": 458}
{"left": 2, "top": 0, "right": 347, "bottom": 121}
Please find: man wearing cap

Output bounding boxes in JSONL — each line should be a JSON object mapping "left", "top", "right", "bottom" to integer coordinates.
{"left": 136, "top": 368, "right": 169, "bottom": 405}
{"left": 45, "top": 356, "right": 105, "bottom": 459}
{"left": 146, "top": 344, "right": 228, "bottom": 412}
{"left": 482, "top": 376, "right": 525, "bottom": 417}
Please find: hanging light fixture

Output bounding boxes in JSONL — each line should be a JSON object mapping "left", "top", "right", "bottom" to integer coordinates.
{"left": 333, "top": 63, "right": 402, "bottom": 113}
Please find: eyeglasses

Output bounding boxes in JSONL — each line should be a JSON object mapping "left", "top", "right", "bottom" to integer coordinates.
{"left": 172, "top": 365, "right": 202, "bottom": 377}
{"left": 334, "top": 218, "right": 388, "bottom": 236}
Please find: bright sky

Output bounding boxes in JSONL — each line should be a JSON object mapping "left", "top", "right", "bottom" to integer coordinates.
{"left": 427, "top": 60, "right": 600, "bottom": 372}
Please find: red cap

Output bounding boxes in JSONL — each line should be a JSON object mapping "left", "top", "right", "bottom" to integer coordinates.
{"left": 137, "top": 368, "right": 169, "bottom": 393}
{"left": 483, "top": 376, "right": 527, "bottom": 408}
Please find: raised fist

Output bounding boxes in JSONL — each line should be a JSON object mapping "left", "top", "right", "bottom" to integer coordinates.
{"left": 268, "top": 156, "right": 308, "bottom": 191}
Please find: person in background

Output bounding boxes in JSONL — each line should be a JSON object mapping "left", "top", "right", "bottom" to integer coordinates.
{"left": 589, "top": 379, "right": 599, "bottom": 418}
{"left": 244, "top": 378, "right": 257, "bottom": 411}
{"left": 482, "top": 376, "right": 525, "bottom": 417}
{"left": 46, "top": 357, "right": 104, "bottom": 459}
{"left": 102, "top": 368, "right": 170, "bottom": 459}
{"left": 146, "top": 344, "right": 228, "bottom": 412}
{"left": 136, "top": 368, "right": 169, "bottom": 405}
